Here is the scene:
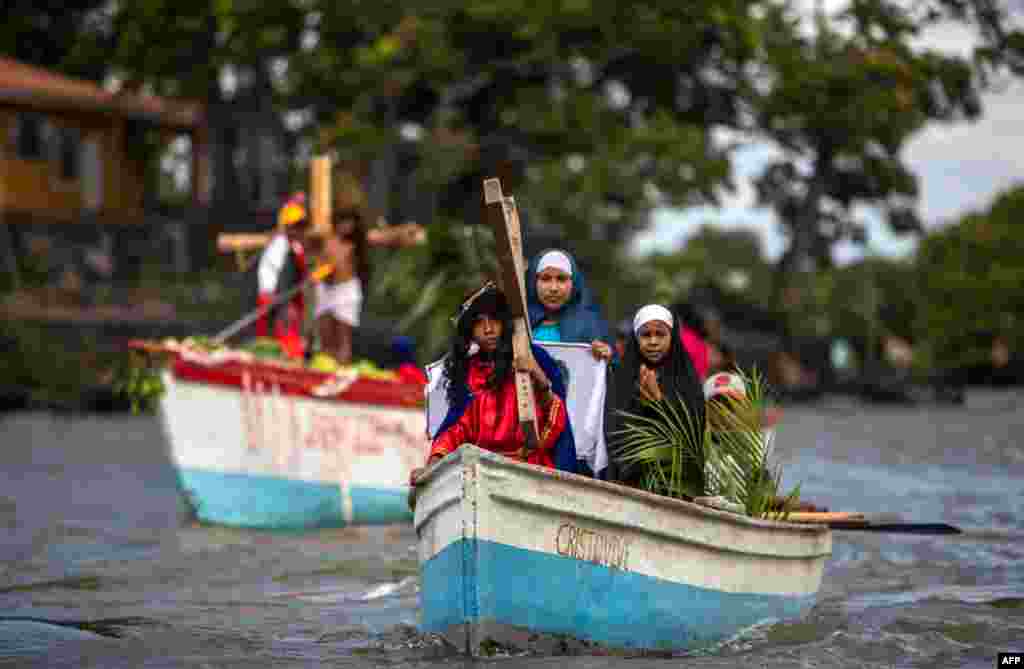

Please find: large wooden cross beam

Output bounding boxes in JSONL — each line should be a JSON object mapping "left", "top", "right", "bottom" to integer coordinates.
{"left": 482, "top": 178, "right": 539, "bottom": 452}
{"left": 310, "top": 155, "right": 332, "bottom": 233}
{"left": 216, "top": 155, "right": 425, "bottom": 268}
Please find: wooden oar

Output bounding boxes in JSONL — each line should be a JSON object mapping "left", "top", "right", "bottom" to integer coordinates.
{"left": 827, "top": 521, "right": 963, "bottom": 535}
{"left": 786, "top": 512, "right": 962, "bottom": 534}
{"left": 787, "top": 512, "right": 865, "bottom": 523}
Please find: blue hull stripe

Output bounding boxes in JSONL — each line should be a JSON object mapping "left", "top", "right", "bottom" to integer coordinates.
{"left": 177, "top": 468, "right": 412, "bottom": 530}
{"left": 421, "top": 538, "right": 815, "bottom": 651}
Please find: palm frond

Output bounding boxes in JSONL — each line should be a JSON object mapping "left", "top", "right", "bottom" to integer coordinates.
{"left": 612, "top": 366, "right": 803, "bottom": 519}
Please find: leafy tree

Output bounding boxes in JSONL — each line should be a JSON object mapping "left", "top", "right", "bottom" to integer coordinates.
{"left": 800, "top": 256, "right": 919, "bottom": 368}
{"left": 914, "top": 184, "right": 1024, "bottom": 370}
{"left": 639, "top": 224, "right": 774, "bottom": 309}
{"left": 8, "top": 0, "right": 1023, "bottom": 361}
{"left": 62, "top": 1, "right": 307, "bottom": 100}
{"left": 754, "top": 0, "right": 1024, "bottom": 305}
{"left": 0, "top": 1, "right": 111, "bottom": 80}
{"left": 292, "top": 1, "right": 782, "bottom": 328}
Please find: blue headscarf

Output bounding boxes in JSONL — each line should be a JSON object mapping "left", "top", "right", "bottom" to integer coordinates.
{"left": 432, "top": 343, "right": 579, "bottom": 474}
{"left": 526, "top": 248, "right": 615, "bottom": 361}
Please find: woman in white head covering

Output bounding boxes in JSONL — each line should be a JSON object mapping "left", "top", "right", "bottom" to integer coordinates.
{"left": 604, "top": 304, "right": 705, "bottom": 487}
{"left": 525, "top": 248, "right": 615, "bottom": 362}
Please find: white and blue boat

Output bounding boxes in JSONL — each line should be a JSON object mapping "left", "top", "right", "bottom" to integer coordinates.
{"left": 413, "top": 445, "right": 832, "bottom": 655}
{"left": 151, "top": 345, "right": 428, "bottom": 530}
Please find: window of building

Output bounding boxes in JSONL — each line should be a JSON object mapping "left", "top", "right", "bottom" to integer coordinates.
{"left": 58, "top": 127, "right": 81, "bottom": 180}
{"left": 15, "top": 113, "right": 46, "bottom": 160}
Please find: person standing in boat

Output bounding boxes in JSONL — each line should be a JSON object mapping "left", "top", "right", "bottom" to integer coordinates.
{"left": 526, "top": 249, "right": 616, "bottom": 477}
{"left": 312, "top": 207, "right": 369, "bottom": 365}
{"left": 255, "top": 193, "right": 313, "bottom": 357}
{"left": 604, "top": 304, "right": 706, "bottom": 488}
{"left": 409, "top": 282, "right": 573, "bottom": 485}
{"left": 526, "top": 249, "right": 616, "bottom": 363}
{"left": 312, "top": 205, "right": 426, "bottom": 364}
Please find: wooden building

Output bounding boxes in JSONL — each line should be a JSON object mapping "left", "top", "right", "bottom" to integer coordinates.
{"left": 0, "top": 56, "right": 208, "bottom": 225}
{"left": 0, "top": 56, "right": 209, "bottom": 283}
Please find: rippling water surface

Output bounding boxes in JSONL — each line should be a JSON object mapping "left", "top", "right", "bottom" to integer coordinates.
{"left": 2, "top": 391, "right": 1023, "bottom": 668}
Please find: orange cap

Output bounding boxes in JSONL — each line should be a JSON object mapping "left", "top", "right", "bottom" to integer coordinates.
{"left": 278, "top": 193, "right": 308, "bottom": 227}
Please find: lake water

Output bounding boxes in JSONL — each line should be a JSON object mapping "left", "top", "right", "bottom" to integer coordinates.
{"left": 2, "top": 391, "right": 1023, "bottom": 668}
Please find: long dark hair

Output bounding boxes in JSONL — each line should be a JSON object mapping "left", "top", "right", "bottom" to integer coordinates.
{"left": 443, "top": 284, "right": 515, "bottom": 406}
{"left": 332, "top": 208, "right": 370, "bottom": 284}
{"left": 606, "top": 309, "right": 706, "bottom": 454}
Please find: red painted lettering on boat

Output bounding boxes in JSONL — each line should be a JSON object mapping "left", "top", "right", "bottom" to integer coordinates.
{"left": 287, "top": 394, "right": 302, "bottom": 468}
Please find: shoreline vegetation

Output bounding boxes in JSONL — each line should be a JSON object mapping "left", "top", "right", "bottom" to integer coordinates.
{"left": 0, "top": 253, "right": 1017, "bottom": 414}
{"left": 0, "top": 263, "right": 246, "bottom": 412}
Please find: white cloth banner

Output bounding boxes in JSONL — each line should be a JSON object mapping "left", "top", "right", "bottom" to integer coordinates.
{"left": 425, "top": 342, "right": 608, "bottom": 474}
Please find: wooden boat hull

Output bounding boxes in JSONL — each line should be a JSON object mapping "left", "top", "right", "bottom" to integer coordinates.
{"left": 159, "top": 354, "right": 427, "bottom": 530}
{"left": 414, "top": 446, "right": 831, "bottom": 654}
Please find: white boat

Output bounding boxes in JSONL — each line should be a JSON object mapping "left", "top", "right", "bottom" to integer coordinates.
{"left": 413, "top": 445, "right": 832, "bottom": 655}
{"left": 150, "top": 345, "right": 427, "bottom": 530}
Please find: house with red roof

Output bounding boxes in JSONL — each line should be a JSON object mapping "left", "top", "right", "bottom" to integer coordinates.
{"left": 0, "top": 56, "right": 209, "bottom": 228}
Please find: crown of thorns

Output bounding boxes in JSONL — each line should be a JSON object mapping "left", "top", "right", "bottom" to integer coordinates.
{"left": 451, "top": 281, "right": 498, "bottom": 326}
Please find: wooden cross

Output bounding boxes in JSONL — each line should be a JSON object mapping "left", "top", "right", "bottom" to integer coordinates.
{"left": 216, "top": 154, "right": 425, "bottom": 265}
{"left": 482, "top": 178, "right": 539, "bottom": 453}
{"left": 310, "top": 155, "right": 332, "bottom": 233}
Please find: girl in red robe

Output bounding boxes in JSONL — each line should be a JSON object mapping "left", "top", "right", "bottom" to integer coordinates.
{"left": 409, "top": 283, "right": 569, "bottom": 485}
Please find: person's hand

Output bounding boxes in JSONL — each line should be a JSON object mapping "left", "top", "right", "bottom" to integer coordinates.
{"left": 399, "top": 223, "right": 427, "bottom": 246}
{"left": 514, "top": 352, "right": 550, "bottom": 390}
{"left": 409, "top": 455, "right": 442, "bottom": 486}
{"left": 513, "top": 352, "right": 535, "bottom": 374}
{"left": 590, "top": 340, "right": 613, "bottom": 361}
{"left": 638, "top": 365, "right": 662, "bottom": 402}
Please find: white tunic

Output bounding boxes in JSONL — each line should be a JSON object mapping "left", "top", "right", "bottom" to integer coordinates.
{"left": 314, "top": 277, "right": 363, "bottom": 327}
{"left": 257, "top": 234, "right": 291, "bottom": 294}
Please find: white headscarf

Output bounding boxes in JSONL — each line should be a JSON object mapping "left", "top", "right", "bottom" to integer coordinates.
{"left": 633, "top": 304, "right": 674, "bottom": 335}
{"left": 537, "top": 250, "right": 573, "bottom": 276}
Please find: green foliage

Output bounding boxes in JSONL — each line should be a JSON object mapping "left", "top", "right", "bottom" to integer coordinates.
{"left": 8, "top": 0, "right": 1024, "bottom": 353}
{"left": 640, "top": 224, "right": 775, "bottom": 309}
{"left": 704, "top": 369, "right": 799, "bottom": 520}
{"left": 0, "top": 321, "right": 117, "bottom": 406}
{"left": 364, "top": 216, "right": 498, "bottom": 358}
{"left": 753, "top": 0, "right": 1022, "bottom": 300}
{"left": 0, "top": 2, "right": 112, "bottom": 81}
{"left": 613, "top": 367, "right": 800, "bottom": 519}
{"left": 614, "top": 393, "right": 707, "bottom": 500}
{"left": 787, "top": 255, "right": 919, "bottom": 343}
{"left": 914, "top": 183, "right": 1024, "bottom": 369}
{"left": 112, "top": 352, "right": 166, "bottom": 414}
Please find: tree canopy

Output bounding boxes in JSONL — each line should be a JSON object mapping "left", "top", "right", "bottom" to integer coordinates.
{"left": 4, "top": 0, "right": 1023, "bottom": 357}
{"left": 753, "top": 0, "right": 1021, "bottom": 302}
{"left": 914, "top": 183, "right": 1024, "bottom": 369}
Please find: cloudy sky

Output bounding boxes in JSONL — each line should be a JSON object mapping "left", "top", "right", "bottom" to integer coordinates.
{"left": 632, "top": 11, "right": 1024, "bottom": 264}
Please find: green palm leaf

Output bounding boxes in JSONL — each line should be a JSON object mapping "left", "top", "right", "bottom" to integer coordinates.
{"left": 611, "top": 366, "right": 802, "bottom": 518}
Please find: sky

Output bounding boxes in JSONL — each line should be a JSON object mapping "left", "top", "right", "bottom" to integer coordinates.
{"left": 631, "top": 11, "right": 1024, "bottom": 265}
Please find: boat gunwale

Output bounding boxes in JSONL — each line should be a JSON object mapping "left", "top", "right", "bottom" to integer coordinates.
{"left": 161, "top": 354, "right": 425, "bottom": 411}
{"left": 486, "top": 490, "right": 831, "bottom": 559}
{"left": 415, "top": 445, "right": 829, "bottom": 537}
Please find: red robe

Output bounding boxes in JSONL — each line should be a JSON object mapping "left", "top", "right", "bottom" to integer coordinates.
{"left": 430, "top": 357, "right": 567, "bottom": 467}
